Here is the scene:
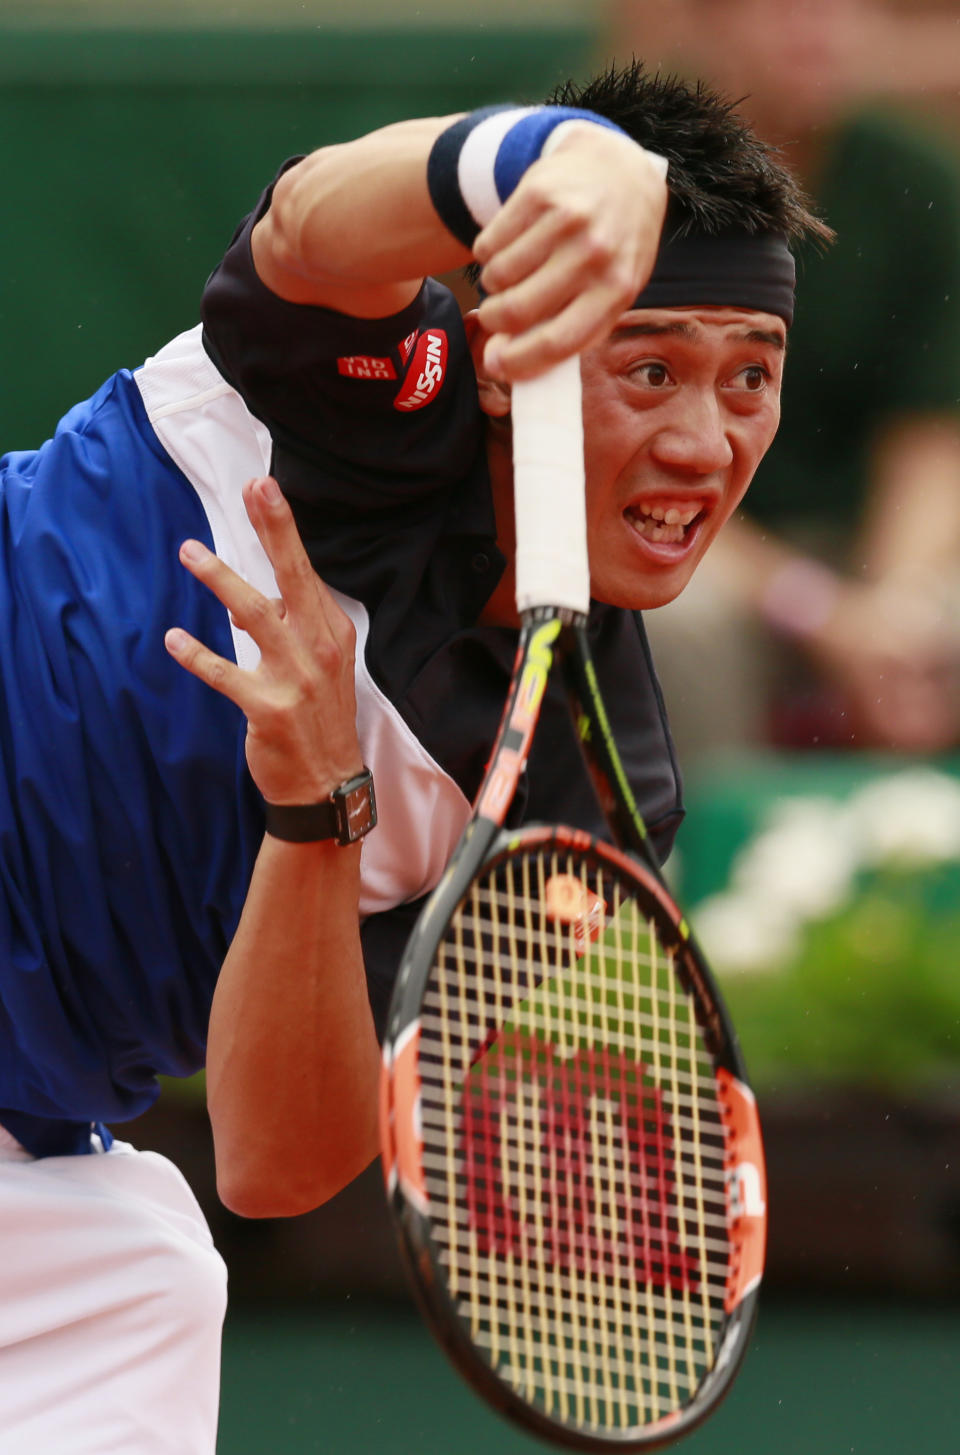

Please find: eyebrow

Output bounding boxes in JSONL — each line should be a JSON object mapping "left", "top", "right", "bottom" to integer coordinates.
{"left": 610, "top": 321, "right": 786, "bottom": 351}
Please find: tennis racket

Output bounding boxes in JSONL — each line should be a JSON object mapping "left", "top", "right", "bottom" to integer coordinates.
{"left": 379, "top": 357, "right": 766, "bottom": 1450}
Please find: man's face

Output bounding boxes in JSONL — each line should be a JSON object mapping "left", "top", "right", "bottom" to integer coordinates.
{"left": 580, "top": 306, "right": 785, "bottom": 610}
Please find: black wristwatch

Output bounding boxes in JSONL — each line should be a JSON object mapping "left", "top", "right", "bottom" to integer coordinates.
{"left": 263, "top": 768, "right": 377, "bottom": 846}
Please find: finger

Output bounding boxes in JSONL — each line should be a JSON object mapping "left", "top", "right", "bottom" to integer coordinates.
{"left": 177, "top": 538, "right": 289, "bottom": 657}
{"left": 165, "top": 626, "right": 261, "bottom": 717}
{"left": 478, "top": 208, "right": 582, "bottom": 296}
{"left": 241, "top": 477, "right": 326, "bottom": 627}
{"left": 242, "top": 477, "right": 358, "bottom": 653}
{"left": 484, "top": 283, "right": 630, "bottom": 382}
{"left": 473, "top": 179, "right": 554, "bottom": 265}
{"left": 478, "top": 236, "right": 629, "bottom": 343}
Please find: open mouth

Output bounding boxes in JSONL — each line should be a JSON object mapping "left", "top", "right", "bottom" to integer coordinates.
{"left": 624, "top": 501, "right": 705, "bottom": 546}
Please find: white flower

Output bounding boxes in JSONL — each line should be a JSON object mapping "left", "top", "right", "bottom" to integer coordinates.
{"left": 731, "top": 796, "right": 858, "bottom": 918}
{"left": 688, "top": 768, "right": 960, "bottom": 976}
{"left": 693, "top": 890, "right": 800, "bottom": 975}
{"left": 846, "top": 769, "right": 960, "bottom": 866}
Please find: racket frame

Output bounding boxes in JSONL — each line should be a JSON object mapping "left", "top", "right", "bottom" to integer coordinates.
{"left": 381, "top": 609, "right": 766, "bottom": 1451}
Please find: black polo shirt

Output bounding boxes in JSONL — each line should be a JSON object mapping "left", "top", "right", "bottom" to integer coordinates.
{"left": 201, "top": 167, "right": 683, "bottom": 1033}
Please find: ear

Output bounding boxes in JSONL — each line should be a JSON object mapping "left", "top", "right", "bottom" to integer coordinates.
{"left": 464, "top": 311, "right": 512, "bottom": 420}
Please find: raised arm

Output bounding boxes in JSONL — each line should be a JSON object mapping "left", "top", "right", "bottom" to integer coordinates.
{"left": 251, "top": 109, "right": 668, "bottom": 378}
{"left": 166, "top": 478, "right": 379, "bottom": 1216}
{"left": 251, "top": 115, "right": 471, "bottom": 316}
{"left": 714, "top": 411, "right": 960, "bottom": 752}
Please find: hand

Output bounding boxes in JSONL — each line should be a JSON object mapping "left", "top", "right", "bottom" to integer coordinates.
{"left": 165, "top": 476, "right": 363, "bottom": 805}
{"left": 809, "top": 576, "right": 960, "bottom": 753}
{"left": 472, "top": 122, "right": 668, "bottom": 381}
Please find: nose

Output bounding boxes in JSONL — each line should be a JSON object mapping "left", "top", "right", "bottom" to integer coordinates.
{"left": 649, "top": 390, "right": 734, "bottom": 476}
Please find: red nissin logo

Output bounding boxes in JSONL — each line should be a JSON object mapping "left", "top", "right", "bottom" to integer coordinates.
{"left": 336, "top": 355, "right": 397, "bottom": 381}
{"left": 394, "top": 330, "right": 448, "bottom": 412}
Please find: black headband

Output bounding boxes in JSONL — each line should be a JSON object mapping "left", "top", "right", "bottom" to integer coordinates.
{"left": 633, "top": 230, "right": 796, "bottom": 326}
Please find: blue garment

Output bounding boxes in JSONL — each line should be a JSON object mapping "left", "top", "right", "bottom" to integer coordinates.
{"left": 0, "top": 188, "right": 684, "bottom": 1157}
{"left": 0, "top": 369, "right": 264, "bottom": 1155}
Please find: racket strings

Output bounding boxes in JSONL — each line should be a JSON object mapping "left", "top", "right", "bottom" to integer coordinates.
{"left": 418, "top": 846, "right": 732, "bottom": 1435}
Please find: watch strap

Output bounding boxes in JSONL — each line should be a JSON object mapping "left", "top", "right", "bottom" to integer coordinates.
{"left": 262, "top": 768, "right": 377, "bottom": 846}
{"left": 263, "top": 799, "right": 339, "bottom": 843}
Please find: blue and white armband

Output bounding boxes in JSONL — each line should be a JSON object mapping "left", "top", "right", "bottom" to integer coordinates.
{"left": 426, "top": 104, "right": 666, "bottom": 247}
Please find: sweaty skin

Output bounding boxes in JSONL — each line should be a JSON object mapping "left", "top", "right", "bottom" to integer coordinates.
{"left": 475, "top": 306, "right": 785, "bottom": 625}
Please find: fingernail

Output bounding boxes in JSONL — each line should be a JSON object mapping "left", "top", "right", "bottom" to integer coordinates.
{"left": 258, "top": 476, "right": 282, "bottom": 504}
{"left": 165, "top": 627, "right": 188, "bottom": 652}
{"left": 485, "top": 343, "right": 503, "bottom": 377}
{"left": 180, "top": 540, "right": 206, "bottom": 563}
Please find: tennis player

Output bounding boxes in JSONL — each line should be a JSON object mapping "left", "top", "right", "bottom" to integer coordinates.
{"left": 0, "top": 63, "right": 826, "bottom": 1452}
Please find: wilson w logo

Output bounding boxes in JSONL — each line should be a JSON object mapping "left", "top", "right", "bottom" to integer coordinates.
{"left": 460, "top": 1032, "right": 700, "bottom": 1291}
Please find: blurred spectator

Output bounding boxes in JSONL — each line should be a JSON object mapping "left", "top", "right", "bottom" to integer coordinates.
{"left": 613, "top": 0, "right": 960, "bottom": 759}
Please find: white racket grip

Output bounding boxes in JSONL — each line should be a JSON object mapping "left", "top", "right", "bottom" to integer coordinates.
{"left": 511, "top": 358, "right": 589, "bottom": 616}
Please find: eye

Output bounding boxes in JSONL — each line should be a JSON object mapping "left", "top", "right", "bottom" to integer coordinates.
{"left": 729, "top": 364, "right": 770, "bottom": 392}
{"left": 629, "top": 361, "right": 673, "bottom": 388}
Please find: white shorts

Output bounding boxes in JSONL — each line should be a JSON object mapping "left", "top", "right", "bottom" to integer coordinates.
{"left": 0, "top": 1125, "right": 227, "bottom": 1455}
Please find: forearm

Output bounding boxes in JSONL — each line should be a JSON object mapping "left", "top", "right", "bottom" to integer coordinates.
{"left": 860, "top": 414, "right": 960, "bottom": 583}
{"left": 167, "top": 479, "right": 383, "bottom": 1217}
{"left": 723, "top": 415, "right": 960, "bottom": 625}
{"left": 206, "top": 833, "right": 380, "bottom": 1218}
{"left": 708, "top": 513, "right": 822, "bottom": 613}
{"left": 251, "top": 106, "right": 668, "bottom": 378}
{"left": 253, "top": 114, "right": 471, "bottom": 311}
{"left": 706, "top": 512, "right": 846, "bottom": 644}
{"left": 719, "top": 438, "right": 960, "bottom": 750}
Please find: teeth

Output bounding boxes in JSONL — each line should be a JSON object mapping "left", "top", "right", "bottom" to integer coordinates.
{"left": 625, "top": 500, "right": 702, "bottom": 546}
{"left": 628, "top": 517, "right": 684, "bottom": 544}
{"left": 630, "top": 503, "right": 700, "bottom": 528}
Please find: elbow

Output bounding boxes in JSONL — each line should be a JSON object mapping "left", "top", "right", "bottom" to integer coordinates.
{"left": 214, "top": 1136, "right": 378, "bottom": 1221}
{"left": 265, "top": 153, "right": 338, "bottom": 283}
{"left": 216, "top": 1172, "right": 313, "bottom": 1221}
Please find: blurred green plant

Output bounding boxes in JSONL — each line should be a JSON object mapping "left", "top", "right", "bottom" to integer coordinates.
{"left": 721, "top": 860, "right": 960, "bottom": 1093}
{"left": 159, "top": 1069, "right": 206, "bottom": 1104}
{"left": 689, "top": 767, "right": 960, "bottom": 1094}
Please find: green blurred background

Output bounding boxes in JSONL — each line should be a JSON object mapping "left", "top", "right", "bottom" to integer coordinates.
{"left": 0, "top": 5, "right": 595, "bottom": 452}
{"left": 3, "top": 2, "right": 959, "bottom": 1450}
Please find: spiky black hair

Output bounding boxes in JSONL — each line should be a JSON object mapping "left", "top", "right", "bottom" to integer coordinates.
{"left": 548, "top": 60, "right": 832, "bottom": 246}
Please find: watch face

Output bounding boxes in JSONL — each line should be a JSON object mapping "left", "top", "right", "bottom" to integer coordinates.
{"left": 336, "top": 774, "right": 377, "bottom": 843}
